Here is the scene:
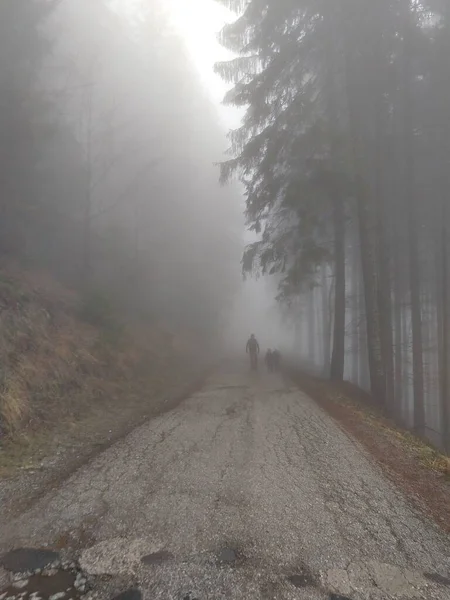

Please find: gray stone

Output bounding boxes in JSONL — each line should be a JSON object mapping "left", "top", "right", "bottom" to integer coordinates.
{"left": 12, "top": 580, "right": 28, "bottom": 590}
{"left": 49, "top": 592, "right": 66, "bottom": 600}
{"left": 74, "top": 578, "right": 87, "bottom": 590}
{"left": 12, "top": 573, "right": 31, "bottom": 582}
{"left": 0, "top": 569, "right": 9, "bottom": 590}
{"left": 325, "top": 568, "right": 352, "bottom": 597}
{"left": 43, "top": 569, "right": 58, "bottom": 577}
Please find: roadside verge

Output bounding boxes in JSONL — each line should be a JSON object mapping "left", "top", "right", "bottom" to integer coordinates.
{"left": 288, "top": 369, "right": 450, "bottom": 534}
{"left": 0, "top": 363, "right": 213, "bottom": 523}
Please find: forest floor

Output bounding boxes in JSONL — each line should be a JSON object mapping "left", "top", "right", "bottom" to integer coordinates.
{"left": 288, "top": 370, "right": 450, "bottom": 535}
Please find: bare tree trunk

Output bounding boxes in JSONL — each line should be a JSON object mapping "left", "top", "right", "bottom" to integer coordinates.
{"left": 401, "top": 3, "right": 425, "bottom": 435}
{"left": 351, "top": 243, "right": 360, "bottom": 384}
{"left": 330, "top": 196, "right": 346, "bottom": 380}
{"left": 375, "top": 141, "right": 395, "bottom": 415}
{"left": 357, "top": 201, "right": 386, "bottom": 404}
{"left": 308, "top": 288, "right": 316, "bottom": 368}
{"left": 340, "top": 3, "right": 386, "bottom": 406}
{"left": 356, "top": 248, "right": 370, "bottom": 389}
{"left": 439, "top": 193, "right": 450, "bottom": 452}
{"left": 82, "top": 84, "right": 93, "bottom": 286}
{"left": 321, "top": 264, "right": 331, "bottom": 376}
{"left": 394, "top": 246, "right": 404, "bottom": 424}
{"left": 371, "top": 1, "right": 395, "bottom": 415}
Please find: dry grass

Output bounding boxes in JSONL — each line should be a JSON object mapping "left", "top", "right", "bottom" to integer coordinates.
{"left": 290, "top": 370, "right": 450, "bottom": 534}
{"left": 325, "top": 387, "right": 450, "bottom": 478}
{"left": 0, "top": 266, "right": 100, "bottom": 436}
{"left": 0, "top": 262, "right": 198, "bottom": 473}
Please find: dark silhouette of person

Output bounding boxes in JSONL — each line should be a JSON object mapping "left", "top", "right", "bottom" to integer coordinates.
{"left": 246, "top": 334, "right": 260, "bottom": 370}
{"left": 272, "top": 349, "right": 281, "bottom": 371}
{"left": 265, "top": 348, "right": 274, "bottom": 372}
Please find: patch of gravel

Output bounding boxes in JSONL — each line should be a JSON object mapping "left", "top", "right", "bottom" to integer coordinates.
{"left": 79, "top": 539, "right": 164, "bottom": 576}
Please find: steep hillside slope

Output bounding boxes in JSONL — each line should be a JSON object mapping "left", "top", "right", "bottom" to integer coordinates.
{"left": 0, "top": 262, "right": 210, "bottom": 481}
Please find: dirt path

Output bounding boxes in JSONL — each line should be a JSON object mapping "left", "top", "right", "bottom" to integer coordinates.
{"left": 1, "top": 366, "right": 449, "bottom": 599}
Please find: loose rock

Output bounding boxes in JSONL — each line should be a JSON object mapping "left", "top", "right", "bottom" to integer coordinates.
{"left": 49, "top": 592, "right": 66, "bottom": 600}
{"left": 12, "top": 579, "right": 29, "bottom": 589}
{"left": 43, "top": 570, "right": 58, "bottom": 578}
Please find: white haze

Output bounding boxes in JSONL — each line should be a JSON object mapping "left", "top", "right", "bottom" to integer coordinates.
{"left": 43, "top": 0, "right": 291, "bottom": 356}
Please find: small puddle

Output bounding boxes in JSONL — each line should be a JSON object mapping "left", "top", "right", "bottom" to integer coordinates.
{"left": 112, "top": 590, "right": 142, "bottom": 600}
{"left": 1, "top": 571, "right": 80, "bottom": 600}
{"left": 287, "top": 563, "right": 317, "bottom": 589}
{"left": 1, "top": 549, "right": 60, "bottom": 573}
{"left": 217, "top": 546, "right": 240, "bottom": 565}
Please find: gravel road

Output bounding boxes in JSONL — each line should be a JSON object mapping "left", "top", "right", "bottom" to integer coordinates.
{"left": 1, "top": 365, "right": 449, "bottom": 600}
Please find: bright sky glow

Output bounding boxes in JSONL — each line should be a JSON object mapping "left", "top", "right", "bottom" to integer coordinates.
{"left": 165, "top": 0, "right": 234, "bottom": 103}
{"left": 108, "top": 0, "right": 240, "bottom": 127}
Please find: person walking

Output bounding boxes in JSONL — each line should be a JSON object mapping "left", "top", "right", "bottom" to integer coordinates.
{"left": 246, "top": 334, "right": 260, "bottom": 370}
{"left": 265, "top": 348, "right": 274, "bottom": 372}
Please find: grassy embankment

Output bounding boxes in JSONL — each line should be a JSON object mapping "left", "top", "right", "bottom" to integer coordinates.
{"left": 0, "top": 262, "right": 206, "bottom": 478}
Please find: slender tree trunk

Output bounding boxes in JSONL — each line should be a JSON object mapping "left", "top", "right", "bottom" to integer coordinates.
{"left": 402, "top": 303, "right": 412, "bottom": 426}
{"left": 408, "top": 208, "right": 425, "bottom": 434}
{"left": 82, "top": 84, "right": 93, "bottom": 286}
{"left": 371, "top": 3, "right": 395, "bottom": 415}
{"left": 321, "top": 264, "right": 331, "bottom": 376}
{"left": 330, "top": 197, "right": 346, "bottom": 379}
{"left": 394, "top": 246, "right": 404, "bottom": 424}
{"left": 375, "top": 141, "right": 395, "bottom": 415}
{"left": 308, "top": 288, "right": 316, "bottom": 368}
{"left": 351, "top": 243, "right": 360, "bottom": 384}
{"left": 340, "top": 4, "right": 386, "bottom": 406}
{"left": 401, "top": 4, "right": 425, "bottom": 435}
{"left": 356, "top": 248, "right": 370, "bottom": 389}
{"left": 357, "top": 200, "right": 386, "bottom": 404}
{"left": 439, "top": 192, "right": 450, "bottom": 452}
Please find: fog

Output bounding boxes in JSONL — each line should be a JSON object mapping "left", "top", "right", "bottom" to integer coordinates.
{"left": 0, "top": 0, "right": 253, "bottom": 347}
{"left": 2, "top": 1, "right": 450, "bottom": 452}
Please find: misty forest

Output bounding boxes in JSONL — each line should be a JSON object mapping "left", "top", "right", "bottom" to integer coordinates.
{"left": 0, "top": 0, "right": 243, "bottom": 345}
{"left": 1, "top": 3, "right": 450, "bottom": 597}
{"left": 1, "top": 0, "right": 450, "bottom": 456}
{"left": 216, "top": 0, "right": 450, "bottom": 453}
